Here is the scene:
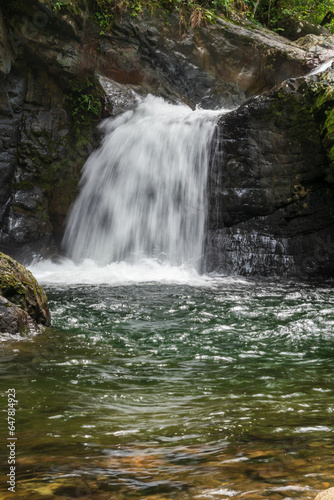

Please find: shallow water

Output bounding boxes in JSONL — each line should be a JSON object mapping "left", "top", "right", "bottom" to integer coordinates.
{"left": 0, "top": 267, "right": 334, "bottom": 499}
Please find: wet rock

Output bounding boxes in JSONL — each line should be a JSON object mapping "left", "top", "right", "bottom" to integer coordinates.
{"left": 315, "top": 488, "right": 334, "bottom": 499}
{"left": 103, "top": 11, "right": 315, "bottom": 108}
{"left": 205, "top": 69, "right": 334, "bottom": 278}
{"left": 0, "top": 56, "right": 97, "bottom": 258}
{"left": 296, "top": 34, "right": 334, "bottom": 64}
{"left": 0, "top": 252, "right": 51, "bottom": 330}
{"left": 98, "top": 76, "right": 140, "bottom": 116}
{"left": 0, "top": 9, "right": 13, "bottom": 80}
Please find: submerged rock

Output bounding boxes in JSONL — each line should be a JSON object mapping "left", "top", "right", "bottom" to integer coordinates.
{"left": 0, "top": 252, "right": 50, "bottom": 334}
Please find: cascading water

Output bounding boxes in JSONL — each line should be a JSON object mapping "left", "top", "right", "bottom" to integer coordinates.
{"left": 307, "top": 58, "right": 334, "bottom": 76}
{"left": 63, "top": 95, "right": 223, "bottom": 271}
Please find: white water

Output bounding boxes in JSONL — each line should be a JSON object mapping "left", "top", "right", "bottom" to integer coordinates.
{"left": 307, "top": 59, "right": 334, "bottom": 76}
{"left": 30, "top": 96, "right": 231, "bottom": 285}
{"left": 28, "top": 257, "right": 252, "bottom": 287}
{"left": 63, "top": 95, "right": 224, "bottom": 269}
{"left": 28, "top": 257, "right": 212, "bottom": 286}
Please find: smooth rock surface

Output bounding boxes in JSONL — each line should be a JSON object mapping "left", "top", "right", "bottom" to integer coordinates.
{"left": 315, "top": 488, "right": 334, "bottom": 500}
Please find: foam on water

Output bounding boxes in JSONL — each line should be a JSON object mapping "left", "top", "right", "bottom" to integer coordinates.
{"left": 28, "top": 257, "right": 253, "bottom": 287}
{"left": 28, "top": 258, "right": 213, "bottom": 286}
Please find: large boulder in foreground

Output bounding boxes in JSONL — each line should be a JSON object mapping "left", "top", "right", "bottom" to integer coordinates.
{"left": 0, "top": 252, "right": 50, "bottom": 334}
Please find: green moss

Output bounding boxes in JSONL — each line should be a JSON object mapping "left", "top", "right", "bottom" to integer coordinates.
{"left": 322, "top": 108, "right": 334, "bottom": 182}
{"left": 0, "top": 273, "right": 26, "bottom": 297}
{"left": 13, "top": 179, "right": 35, "bottom": 191}
{"left": 0, "top": 253, "right": 50, "bottom": 324}
{"left": 0, "top": 254, "right": 28, "bottom": 309}
{"left": 265, "top": 86, "right": 318, "bottom": 143}
{"left": 315, "top": 88, "right": 334, "bottom": 109}
{"left": 67, "top": 77, "right": 102, "bottom": 126}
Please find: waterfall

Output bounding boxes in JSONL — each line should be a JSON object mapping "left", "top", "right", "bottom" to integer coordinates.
{"left": 307, "top": 59, "right": 334, "bottom": 76}
{"left": 63, "top": 95, "right": 223, "bottom": 271}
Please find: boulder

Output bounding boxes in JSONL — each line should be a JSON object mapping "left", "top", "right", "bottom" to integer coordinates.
{"left": 296, "top": 34, "right": 334, "bottom": 64}
{"left": 315, "top": 488, "right": 334, "bottom": 499}
{"left": 205, "top": 67, "right": 334, "bottom": 278}
{"left": 0, "top": 252, "right": 51, "bottom": 333}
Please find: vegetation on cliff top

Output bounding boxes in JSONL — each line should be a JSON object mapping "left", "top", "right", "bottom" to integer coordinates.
{"left": 67, "top": 77, "right": 102, "bottom": 125}
{"left": 92, "top": 0, "right": 334, "bottom": 33}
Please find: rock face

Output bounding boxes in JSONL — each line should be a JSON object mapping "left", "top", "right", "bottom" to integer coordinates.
{"left": 0, "top": 252, "right": 51, "bottom": 333}
{"left": 101, "top": 13, "right": 313, "bottom": 108}
{"left": 0, "top": 0, "right": 333, "bottom": 277}
{"left": 205, "top": 68, "right": 334, "bottom": 277}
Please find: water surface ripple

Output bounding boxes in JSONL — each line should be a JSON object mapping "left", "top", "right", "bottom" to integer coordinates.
{"left": 0, "top": 277, "right": 333, "bottom": 499}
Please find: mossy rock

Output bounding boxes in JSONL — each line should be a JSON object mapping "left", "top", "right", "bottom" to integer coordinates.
{"left": 311, "top": 73, "right": 334, "bottom": 183}
{"left": 0, "top": 252, "right": 51, "bottom": 327}
{"left": 266, "top": 72, "right": 334, "bottom": 184}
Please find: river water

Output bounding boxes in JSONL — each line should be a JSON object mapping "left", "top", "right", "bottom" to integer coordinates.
{"left": 0, "top": 263, "right": 333, "bottom": 499}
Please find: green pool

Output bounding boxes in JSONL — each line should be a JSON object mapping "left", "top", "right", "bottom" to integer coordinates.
{"left": 1, "top": 275, "right": 333, "bottom": 499}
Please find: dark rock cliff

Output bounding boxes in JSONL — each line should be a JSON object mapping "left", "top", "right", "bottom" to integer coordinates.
{"left": 0, "top": 0, "right": 333, "bottom": 277}
{"left": 206, "top": 69, "right": 334, "bottom": 277}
